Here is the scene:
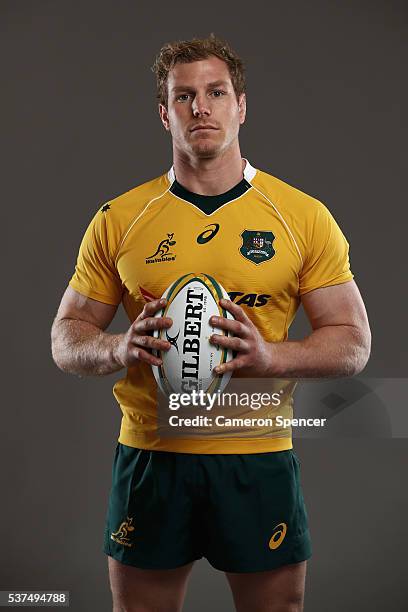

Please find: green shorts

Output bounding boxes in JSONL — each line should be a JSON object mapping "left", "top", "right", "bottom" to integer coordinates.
{"left": 103, "top": 443, "right": 312, "bottom": 572}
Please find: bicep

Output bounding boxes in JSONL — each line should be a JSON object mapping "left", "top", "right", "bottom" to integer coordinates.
{"left": 301, "top": 280, "right": 370, "bottom": 333}
{"left": 54, "top": 286, "right": 118, "bottom": 331}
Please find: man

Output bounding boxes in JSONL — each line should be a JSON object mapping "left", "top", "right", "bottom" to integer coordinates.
{"left": 51, "top": 34, "right": 371, "bottom": 612}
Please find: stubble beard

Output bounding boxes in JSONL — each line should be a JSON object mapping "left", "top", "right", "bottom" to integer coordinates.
{"left": 190, "top": 139, "right": 220, "bottom": 159}
{"left": 188, "top": 129, "right": 229, "bottom": 160}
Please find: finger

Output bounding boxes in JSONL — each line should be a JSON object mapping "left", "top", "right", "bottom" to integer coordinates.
{"left": 132, "top": 335, "right": 171, "bottom": 352}
{"left": 133, "top": 315, "right": 173, "bottom": 334}
{"left": 214, "top": 356, "right": 245, "bottom": 375}
{"left": 130, "top": 346, "right": 163, "bottom": 367}
{"left": 210, "top": 334, "right": 250, "bottom": 353}
{"left": 219, "top": 298, "right": 251, "bottom": 324}
{"left": 209, "top": 315, "right": 248, "bottom": 338}
{"left": 139, "top": 298, "right": 167, "bottom": 319}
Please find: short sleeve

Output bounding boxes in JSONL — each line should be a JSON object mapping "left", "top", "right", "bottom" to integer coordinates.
{"left": 299, "top": 201, "right": 354, "bottom": 295}
{"left": 69, "top": 205, "right": 123, "bottom": 305}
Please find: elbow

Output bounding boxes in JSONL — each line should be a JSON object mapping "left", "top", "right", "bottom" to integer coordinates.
{"left": 50, "top": 322, "right": 69, "bottom": 373}
{"left": 51, "top": 339, "right": 66, "bottom": 373}
{"left": 51, "top": 346, "right": 66, "bottom": 373}
{"left": 349, "top": 325, "right": 372, "bottom": 376}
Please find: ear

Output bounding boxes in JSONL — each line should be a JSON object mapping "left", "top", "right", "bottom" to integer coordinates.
{"left": 238, "top": 93, "right": 246, "bottom": 125}
{"left": 159, "top": 103, "right": 170, "bottom": 131}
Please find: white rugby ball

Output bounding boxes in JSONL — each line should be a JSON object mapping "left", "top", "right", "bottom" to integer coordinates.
{"left": 152, "top": 273, "right": 234, "bottom": 396}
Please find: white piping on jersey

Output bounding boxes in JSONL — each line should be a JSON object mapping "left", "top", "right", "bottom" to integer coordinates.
{"left": 116, "top": 160, "right": 255, "bottom": 260}
{"left": 114, "top": 160, "right": 302, "bottom": 267}
{"left": 168, "top": 158, "right": 303, "bottom": 265}
{"left": 114, "top": 184, "right": 171, "bottom": 265}
{"left": 250, "top": 184, "right": 303, "bottom": 267}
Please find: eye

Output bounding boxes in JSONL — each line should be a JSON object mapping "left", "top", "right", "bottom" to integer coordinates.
{"left": 211, "top": 89, "right": 226, "bottom": 97}
{"left": 176, "top": 94, "right": 191, "bottom": 102}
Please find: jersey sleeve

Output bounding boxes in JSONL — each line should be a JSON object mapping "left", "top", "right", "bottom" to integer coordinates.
{"left": 298, "top": 201, "right": 354, "bottom": 295}
{"left": 69, "top": 205, "right": 123, "bottom": 305}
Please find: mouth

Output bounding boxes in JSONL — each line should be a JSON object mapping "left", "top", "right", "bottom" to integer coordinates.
{"left": 190, "top": 125, "right": 218, "bottom": 132}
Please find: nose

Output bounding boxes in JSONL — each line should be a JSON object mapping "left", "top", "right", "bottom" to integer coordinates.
{"left": 192, "top": 93, "right": 211, "bottom": 117}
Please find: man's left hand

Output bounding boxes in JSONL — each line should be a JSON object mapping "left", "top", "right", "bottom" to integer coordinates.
{"left": 209, "top": 299, "right": 274, "bottom": 377}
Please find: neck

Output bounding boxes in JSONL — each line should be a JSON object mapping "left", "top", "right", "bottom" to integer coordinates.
{"left": 172, "top": 144, "right": 245, "bottom": 195}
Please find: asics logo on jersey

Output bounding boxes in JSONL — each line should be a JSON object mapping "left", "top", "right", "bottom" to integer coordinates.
{"left": 197, "top": 224, "right": 220, "bottom": 244}
{"left": 166, "top": 329, "right": 180, "bottom": 353}
{"left": 111, "top": 517, "right": 135, "bottom": 548}
{"left": 268, "top": 522, "right": 287, "bottom": 550}
{"left": 146, "top": 233, "right": 177, "bottom": 264}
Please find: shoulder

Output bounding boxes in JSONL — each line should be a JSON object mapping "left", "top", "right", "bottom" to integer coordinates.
{"left": 91, "top": 171, "right": 170, "bottom": 247}
{"left": 101, "top": 171, "right": 170, "bottom": 221}
{"left": 250, "top": 166, "right": 347, "bottom": 263}
{"left": 251, "top": 167, "right": 325, "bottom": 219}
{"left": 78, "top": 171, "right": 170, "bottom": 261}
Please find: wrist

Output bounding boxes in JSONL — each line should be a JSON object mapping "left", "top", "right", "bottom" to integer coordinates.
{"left": 264, "top": 341, "right": 282, "bottom": 377}
{"left": 110, "top": 333, "right": 126, "bottom": 369}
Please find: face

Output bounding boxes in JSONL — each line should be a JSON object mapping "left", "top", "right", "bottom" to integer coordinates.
{"left": 159, "top": 56, "right": 246, "bottom": 160}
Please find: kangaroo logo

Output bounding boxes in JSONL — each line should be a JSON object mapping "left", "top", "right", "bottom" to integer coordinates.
{"left": 146, "top": 233, "right": 177, "bottom": 264}
{"left": 149, "top": 233, "right": 175, "bottom": 257}
{"left": 111, "top": 517, "right": 135, "bottom": 548}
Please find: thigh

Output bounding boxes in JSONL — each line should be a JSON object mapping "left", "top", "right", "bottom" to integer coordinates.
{"left": 225, "top": 560, "right": 307, "bottom": 612}
{"left": 108, "top": 556, "right": 194, "bottom": 612}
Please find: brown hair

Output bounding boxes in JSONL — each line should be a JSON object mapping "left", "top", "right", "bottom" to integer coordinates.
{"left": 151, "top": 33, "right": 246, "bottom": 107}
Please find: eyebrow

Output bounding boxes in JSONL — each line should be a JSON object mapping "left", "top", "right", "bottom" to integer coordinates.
{"left": 171, "top": 80, "right": 230, "bottom": 93}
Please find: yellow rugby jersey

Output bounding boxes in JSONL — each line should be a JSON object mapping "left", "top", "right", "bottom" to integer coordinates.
{"left": 69, "top": 159, "right": 353, "bottom": 453}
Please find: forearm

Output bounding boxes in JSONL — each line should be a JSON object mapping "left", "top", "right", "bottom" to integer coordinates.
{"left": 51, "top": 318, "right": 125, "bottom": 377}
{"left": 268, "top": 324, "right": 371, "bottom": 378}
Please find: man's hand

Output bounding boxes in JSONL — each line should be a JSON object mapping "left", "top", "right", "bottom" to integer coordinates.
{"left": 114, "top": 299, "right": 173, "bottom": 368}
{"left": 210, "top": 299, "right": 272, "bottom": 377}
{"left": 210, "top": 282, "right": 371, "bottom": 379}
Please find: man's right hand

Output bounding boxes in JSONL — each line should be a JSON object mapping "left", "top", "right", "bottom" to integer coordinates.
{"left": 114, "top": 298, "right": 173, "bottom": 368}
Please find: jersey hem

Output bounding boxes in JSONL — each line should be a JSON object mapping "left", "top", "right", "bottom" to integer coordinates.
{"left": 68, "top": 280, "right": 121, "bottom": 306}
{"left": 118, "top": 431, "right": 293, "bottom": 454}
{"left": 299, "top": 272, "right": 354, "bottom": 296}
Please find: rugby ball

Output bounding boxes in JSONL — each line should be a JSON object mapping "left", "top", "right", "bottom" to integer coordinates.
{"left": 152, "top": 273, "right": 234, "bottom": 396}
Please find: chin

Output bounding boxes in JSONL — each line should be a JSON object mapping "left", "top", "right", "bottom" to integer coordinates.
{"left": 191, "top": 142, "right": 221, "bottom": 159}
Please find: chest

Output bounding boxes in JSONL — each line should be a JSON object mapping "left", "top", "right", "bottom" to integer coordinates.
{"left": 117, "top": 197, "right": 301, "bottom": 309}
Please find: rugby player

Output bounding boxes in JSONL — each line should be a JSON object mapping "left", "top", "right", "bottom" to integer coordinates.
{"left": 51, "top": 34, "right": 371, "bottom": 612}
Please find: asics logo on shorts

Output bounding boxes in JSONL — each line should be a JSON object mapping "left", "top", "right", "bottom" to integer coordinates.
{"left": 111, "top": 517, "right": 135, "bottom": 548}
{"left": 268, "top": 522, "right": 287, "bottom": 550}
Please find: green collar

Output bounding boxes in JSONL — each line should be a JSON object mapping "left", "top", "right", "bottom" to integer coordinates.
{"left": 170, "top": 178, "right": 252, "bottom": 214}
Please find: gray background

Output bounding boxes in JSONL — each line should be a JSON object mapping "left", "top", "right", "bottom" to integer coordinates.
{"left": 1, "top": 0, "right": 407, "bottom": 610}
